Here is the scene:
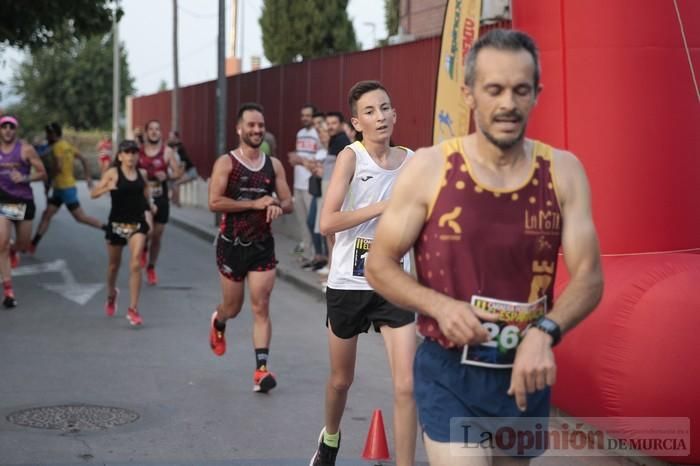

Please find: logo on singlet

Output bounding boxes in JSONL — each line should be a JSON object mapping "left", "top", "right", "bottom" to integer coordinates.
{"left": 360, "top": 175, "right": 374, "bottom": 182}
{"left": 524, "top": 209, "right": 561, "bottom": 236}
{"left": 438, "top": 206, "right": 462, "bottom": 240}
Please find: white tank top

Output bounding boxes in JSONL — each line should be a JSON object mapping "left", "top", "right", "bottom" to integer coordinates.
{"left": 327, "top": 141, "right": 413, "bottom": 290}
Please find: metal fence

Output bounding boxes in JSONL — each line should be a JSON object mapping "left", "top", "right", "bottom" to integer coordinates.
{"left": 131, "top": 21, "right": 511, "bottom": 179}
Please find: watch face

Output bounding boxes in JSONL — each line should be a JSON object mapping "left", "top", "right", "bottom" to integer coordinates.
{"left": 537, "top": 318, "right": 561, "bottom": 345}
{"left": 539, "top": 319, "right": 556, "bottom": 332}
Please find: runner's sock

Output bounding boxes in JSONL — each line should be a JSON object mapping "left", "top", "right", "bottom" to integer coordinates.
{"left": 255, "top": 348, "right": 269, "bottom": 370}
{"left": 31, "top": 234, "right": 42, "bottom": 246}
{"left": 213, "top": 317, "right": 226, "bottom": 332}
{"left": 323, "top": 430, "right": 340, "bottom": 448}
{"left": 3, "top": 280, "right": 14, "bottom": 297}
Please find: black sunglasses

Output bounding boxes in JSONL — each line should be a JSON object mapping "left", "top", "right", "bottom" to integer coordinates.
{"left": 0, "top": 123, "right": 17, "bottom": 129}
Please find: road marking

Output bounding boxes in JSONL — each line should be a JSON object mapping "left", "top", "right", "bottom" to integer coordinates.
{"left": 13, "top": 259, "right": 103, "bottom": 306}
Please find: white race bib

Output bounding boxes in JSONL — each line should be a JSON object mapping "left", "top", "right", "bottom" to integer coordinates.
{"left": 111, "top": 222, "right": 140, "bottom": 239}
{"left": 461, "top": 295, "right": 547, "bottom": 369}
{"left": 352, "top": 237, "right": 372, "bottom": 277}
{"left": 0, "top": 203, "right": 27, "bottom": 221}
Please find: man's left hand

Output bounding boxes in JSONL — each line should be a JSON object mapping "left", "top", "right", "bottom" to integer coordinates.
{"left": 266, "top": 205, "right": 283, "bottom": 223}
{"left": 507, "top": 328, "right": 556, "bottom": 412}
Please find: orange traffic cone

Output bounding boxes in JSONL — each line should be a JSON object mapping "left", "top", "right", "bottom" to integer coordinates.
{"left": 362, "top": 409, "right": 391, "bottom": 463}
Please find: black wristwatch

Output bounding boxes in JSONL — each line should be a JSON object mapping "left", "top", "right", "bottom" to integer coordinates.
{"left": 532, "top": 317, "right": 562, "bottom": 347}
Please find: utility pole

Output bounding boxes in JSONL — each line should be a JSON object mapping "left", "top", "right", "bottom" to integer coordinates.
{"left": 172, "top": 0, "right": 180, "bottom": 133}
{"left": 112, "top": 0, "right": 120, "bottom": 145}
{"left": 216, "top": 0, "right": 227, "bottom": 156}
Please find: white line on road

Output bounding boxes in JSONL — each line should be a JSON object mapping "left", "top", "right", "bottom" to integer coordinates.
{"left": 13, "top": 259, "right": 103, "bottom": 306}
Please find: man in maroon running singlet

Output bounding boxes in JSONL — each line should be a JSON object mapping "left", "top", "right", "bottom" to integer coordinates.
{"left": 137, "top": 120, "right": 181, "bottom": 285}
{"left": 207, "top": 103, "right": 293, "bottom": 393}
{"left": 367, "top": 30, "right": 603, "bottom": 465}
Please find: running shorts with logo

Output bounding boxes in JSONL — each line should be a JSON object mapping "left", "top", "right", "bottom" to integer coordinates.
{"left": 215, "top": 233, "right": 277, "bottom": 282}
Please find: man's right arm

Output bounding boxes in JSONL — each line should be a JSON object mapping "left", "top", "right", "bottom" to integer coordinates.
{"left": 208, "top": 154, "right": 277, "bottom": 213}
{"left": 366, "top": 147, "right": 492, "bottom": 346}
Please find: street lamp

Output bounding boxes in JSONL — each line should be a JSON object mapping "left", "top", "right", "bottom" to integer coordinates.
{"left": 363, "top": 22, "right": 376, "bottom": 49}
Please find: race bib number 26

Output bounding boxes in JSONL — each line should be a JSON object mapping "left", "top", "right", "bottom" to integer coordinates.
{"left": 461, "top": 295, "right": 547, "bottom": 369}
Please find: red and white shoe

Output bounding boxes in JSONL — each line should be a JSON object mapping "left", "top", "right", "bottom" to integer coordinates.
{"left": 126, "top": 307, "right": 143, "bottom": 326}
{"left": 146, "top": 266, "right": 158, "bottom": 286}
{"left": 105, "top": 288, "right": 119, "bottom": 317}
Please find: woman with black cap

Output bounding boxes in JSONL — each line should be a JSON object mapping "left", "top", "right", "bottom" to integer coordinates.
{"left": 91, "top": 140, "right": 155, "bottom": 326}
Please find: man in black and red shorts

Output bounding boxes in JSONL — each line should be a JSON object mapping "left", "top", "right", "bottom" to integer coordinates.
{"left": 137, "top": 120, "right": 181, "bottom": 285}
{"left": 208, "top": 103, "right": 293, "bottom": 393}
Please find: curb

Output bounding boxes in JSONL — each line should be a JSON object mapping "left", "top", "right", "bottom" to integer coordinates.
{"left": 170, "top": 214, "right": 325, "bottom": 301}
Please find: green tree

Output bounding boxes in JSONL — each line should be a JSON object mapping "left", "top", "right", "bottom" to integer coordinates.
{"left": 260, "top": 0, "right": 358, "bottom": 65}
{"left": 385, "top": 0, "right": 399, "bottom": 37}
{"left": 10, "top": 32, "right": 134, "bottom": 133}
{"left": 0, "top": 0, "right": 120, "bottom": 49}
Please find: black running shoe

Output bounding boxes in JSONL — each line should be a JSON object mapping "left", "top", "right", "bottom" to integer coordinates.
{"left": 309, "top": 428, "right": 340, "bottom": 466}
{"left": 3, "top": 294, "right": 17, "bottom": 308}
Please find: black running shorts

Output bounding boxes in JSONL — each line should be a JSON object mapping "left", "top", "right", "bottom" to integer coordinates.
{"left": 105, "top": 220, "right": 149, "bottom": 246}
{"left": 216, "top": 233, "right": 277, "bottom": 282}
{"left": 153, "top": 196, "right": 169, "bottom": 224}
{"left": 325, "top": 287, "right": 415, "bottom": 339}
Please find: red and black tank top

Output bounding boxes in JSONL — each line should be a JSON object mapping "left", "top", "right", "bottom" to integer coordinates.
{"left": 219, "top": 151, "right": 276, "bottom": 242}
{"left": 138, "top": 144, "right": 167, "bottom": 199}
{"left": 415, "top": 138, "right": 562, "bottom": 348}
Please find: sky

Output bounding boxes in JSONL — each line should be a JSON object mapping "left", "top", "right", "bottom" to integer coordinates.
{"left": 0, "top": 0, "right": 388, "bottom": 102}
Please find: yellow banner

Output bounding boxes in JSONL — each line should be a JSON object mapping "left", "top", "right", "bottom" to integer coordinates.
{"left": 433, "top": 0, "right": 481, "bottom": 144}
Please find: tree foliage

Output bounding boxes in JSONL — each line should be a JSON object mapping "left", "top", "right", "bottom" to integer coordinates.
{"left": 385, "top": 0, "right": 400, "bottom": 38}
{"left": 0, "top": 0, "right": 119, "bottom": 49}
{"left": 10, "top": 33, "right": 134, "bottom": 133}
{"left": 260, "top": 0, "right": 358, "bottom": 65}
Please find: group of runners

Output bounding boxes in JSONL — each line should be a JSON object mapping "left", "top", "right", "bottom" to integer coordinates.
{"left": 0, "top": 117, "right": 185, "bottom": 326}
{"left": 1, "top": 29, "right": 604, "bottom": 465}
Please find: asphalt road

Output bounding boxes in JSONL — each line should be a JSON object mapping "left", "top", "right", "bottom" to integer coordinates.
{"left": 0, "top": 184, "right": 417, "bottom": 465}
{"left": 0, "top": 184, "right": 654, "bottom": 466}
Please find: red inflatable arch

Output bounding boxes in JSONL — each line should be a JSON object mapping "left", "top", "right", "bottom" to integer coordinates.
{"left": 512, "top": 0, "right": 700, "bottom": 463}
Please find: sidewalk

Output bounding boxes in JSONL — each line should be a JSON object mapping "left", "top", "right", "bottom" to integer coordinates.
{"left": 169, "top": 205, "right": 326, "bottom": 301}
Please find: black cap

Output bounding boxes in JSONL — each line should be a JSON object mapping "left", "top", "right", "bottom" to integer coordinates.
{"left": 118, "top": 139, "right": 139, "bottom": 153}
